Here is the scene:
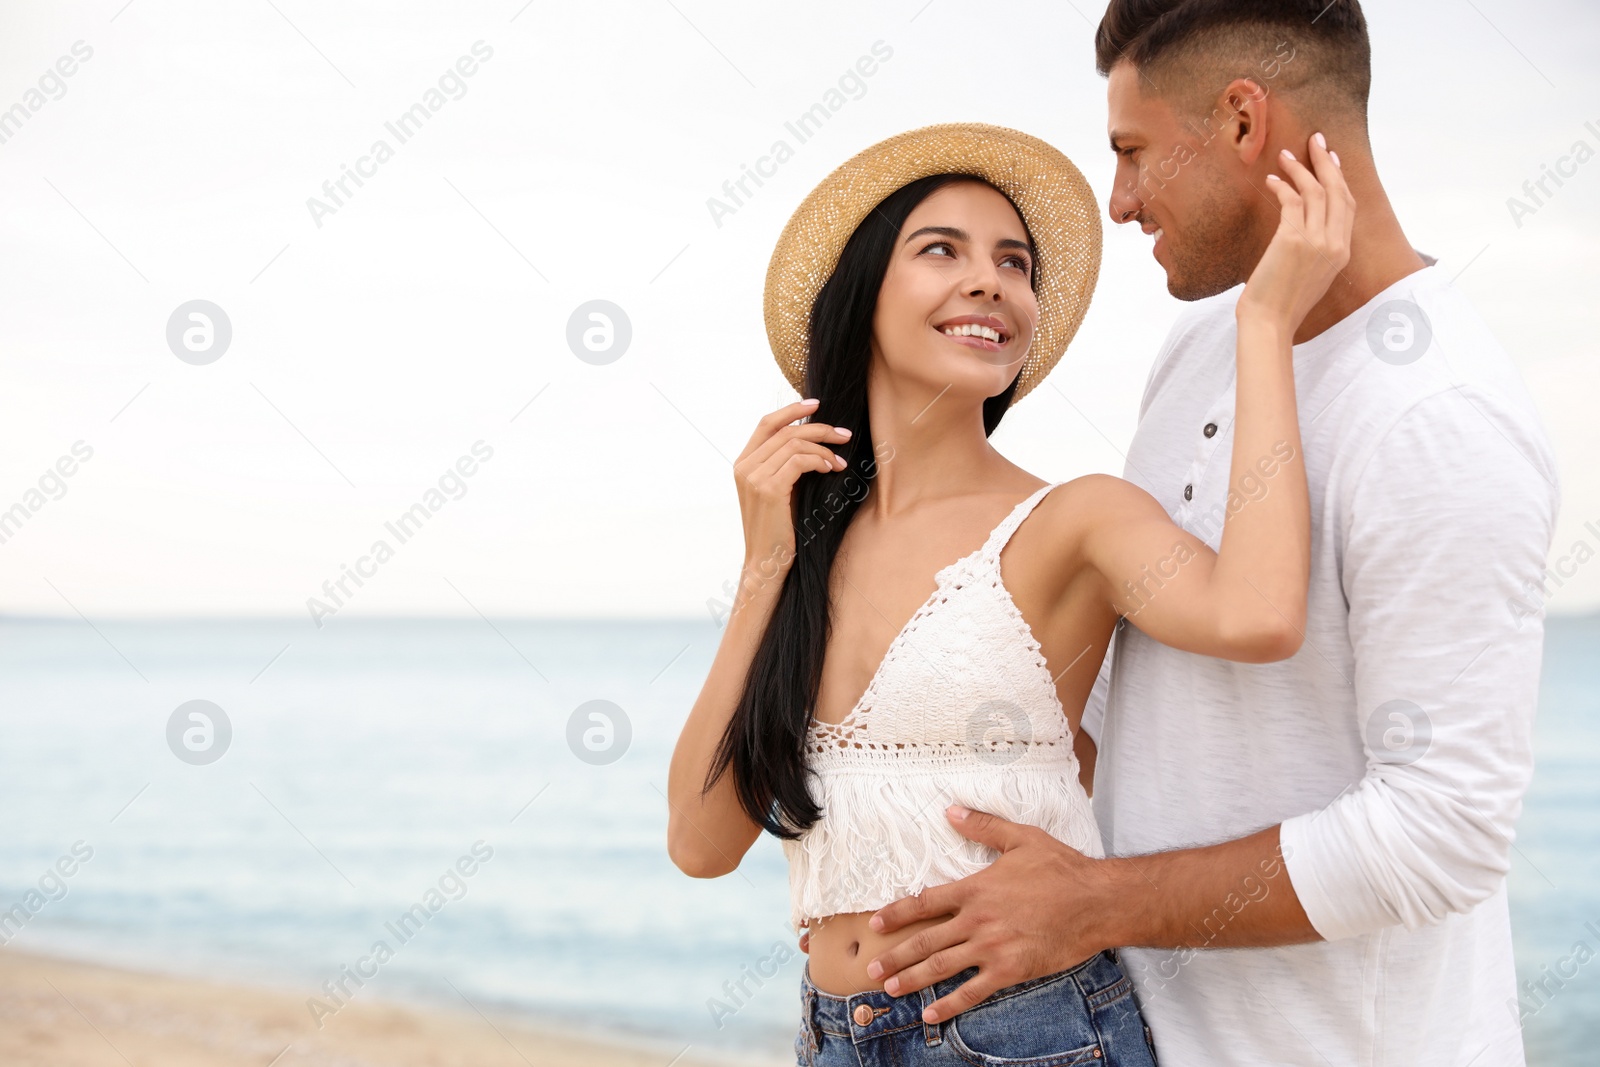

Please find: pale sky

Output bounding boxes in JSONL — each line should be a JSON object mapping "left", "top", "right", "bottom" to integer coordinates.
{"left": 1, "top": 0, "right": 1595, "bottom": 621}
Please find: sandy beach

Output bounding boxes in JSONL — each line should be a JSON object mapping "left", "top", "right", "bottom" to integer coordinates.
{"left": 0, "top": 948, "right": 763, "bottom": 1067}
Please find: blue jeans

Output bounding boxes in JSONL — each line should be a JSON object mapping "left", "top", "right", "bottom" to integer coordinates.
{"left": 794, "top": 949, "right": 1157, "bottom": 1066}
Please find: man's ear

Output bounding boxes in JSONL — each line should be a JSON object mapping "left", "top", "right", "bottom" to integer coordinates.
{"left": 1219, "top": 77, "right": 1272, "bottom": 168}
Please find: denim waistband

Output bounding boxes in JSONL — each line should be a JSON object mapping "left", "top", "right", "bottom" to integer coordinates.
{"left": 798, "top": 948, "right": 1127, "bottom": 1048}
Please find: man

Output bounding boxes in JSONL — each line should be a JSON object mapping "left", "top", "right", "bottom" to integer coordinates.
{"left": 858, "top": 2, "right": 1561, "bottom": 1064}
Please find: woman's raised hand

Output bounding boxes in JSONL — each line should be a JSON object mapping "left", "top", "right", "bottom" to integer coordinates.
{"left": 732, "top": 398, "right": 852, "bottom": 575}
{"left": 1238, "top": 131, "right": 1356, "bottom": 333}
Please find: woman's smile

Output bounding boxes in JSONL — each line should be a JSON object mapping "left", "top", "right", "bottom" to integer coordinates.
{"left": 935, "top": 313, "right": 1011, "bottom": 352}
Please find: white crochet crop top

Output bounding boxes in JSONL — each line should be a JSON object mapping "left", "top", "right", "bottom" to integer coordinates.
{"left": 782, "top": 482, "right": 1104, "bottom": 933}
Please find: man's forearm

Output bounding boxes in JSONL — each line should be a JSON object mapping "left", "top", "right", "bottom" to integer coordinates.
{"left": 1092, "top": 824, "right": 1322, "bottom": 951}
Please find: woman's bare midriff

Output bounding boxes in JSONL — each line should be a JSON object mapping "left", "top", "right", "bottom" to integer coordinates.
{"left": 804, "top": 910, "right": 953, "bottom": 996}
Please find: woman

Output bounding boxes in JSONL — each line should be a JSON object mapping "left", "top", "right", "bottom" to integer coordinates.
{"left": 668, "top": 123, "right": 1352, "bottom": 1065}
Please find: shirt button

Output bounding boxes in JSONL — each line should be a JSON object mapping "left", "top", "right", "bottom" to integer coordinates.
{"left": 1183, "top": 484, "right": 1193, "bottom": 501}
{"left": 1203, "top": 422, "right": 1217, "bottom": 438}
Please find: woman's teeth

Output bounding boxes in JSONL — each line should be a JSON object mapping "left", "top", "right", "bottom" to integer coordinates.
{"left": 942, "top": 324, "right": 1003, "bottom": 343}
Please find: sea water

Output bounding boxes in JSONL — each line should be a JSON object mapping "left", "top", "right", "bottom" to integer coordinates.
{"left": 0, "top": 614, "right": 1593, "bottom": 1064}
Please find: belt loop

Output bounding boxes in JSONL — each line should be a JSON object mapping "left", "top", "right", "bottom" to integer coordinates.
{"left": 807, "top": 985, "right": 822, "bottom": 1048}
{"left": 797, "top": 974, "right": 816, "bottom": 1052}
{"left": 919, "top": 984, "right": 943, "bottom": 1047}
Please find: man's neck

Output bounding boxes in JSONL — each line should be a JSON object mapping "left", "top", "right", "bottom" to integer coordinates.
{"left": 1292, "top": 153, "right": 1430, "bottom": 345}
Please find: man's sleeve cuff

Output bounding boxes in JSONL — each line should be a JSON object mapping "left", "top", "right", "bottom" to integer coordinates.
{"left": 1279, "top": 808, "right": 1381, "bottom": 943}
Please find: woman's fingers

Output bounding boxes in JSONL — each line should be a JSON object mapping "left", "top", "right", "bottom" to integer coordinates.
{"left": 737, "top": 400, "right": 851, "bottom": 461}
{"left": 1242, "top": 131, "right": 1358, "bottom": 329}
{"left": 739, "top": 420, "right": 852, "bottom": 478}
{"left": 737, "top": 398, "right": 822, "bottom": 460}
{"left": 752, "top": 444, "right": 844, "bottom": 491}
{"left": 733, "top": 399, "right": 851, "bottom": 574}
{"left": 785, "top": 450, "right": 843, "bottom": 483}
{"left": 1263, "top": 169, "right": 1304, "bottom": 237}
{"left": 1274, "top": 146, "right": 1325, "bottom": 244}
{"left": 1279, "top": 132, "right": 1357, "bottom": 268}
{"left": 1309, "top": 134, "right": 1355, "bottom": 265}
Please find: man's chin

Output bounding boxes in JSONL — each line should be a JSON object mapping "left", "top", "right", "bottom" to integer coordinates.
{"left": 1164, "top": 265, "right": 1242, "bottom": 303}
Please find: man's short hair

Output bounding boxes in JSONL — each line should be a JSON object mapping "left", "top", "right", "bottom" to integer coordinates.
{"left": 1096, "top": 0, "right": 1372, "bottom": 123}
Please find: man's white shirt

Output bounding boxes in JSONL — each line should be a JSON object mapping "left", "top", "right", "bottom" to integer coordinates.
{"left": 1082, "top": 263, "right": 1559, "bottom": 1067}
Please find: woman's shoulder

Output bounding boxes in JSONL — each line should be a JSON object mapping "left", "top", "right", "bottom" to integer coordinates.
{"left": 1040, "top": 473, "right": 1162, "bottom": 517}
{"left": 999, "top": 474, "right": 1151, "bottom": 603}
{"left": 1031, "top": 474, "right": 1169, "bottom": 549}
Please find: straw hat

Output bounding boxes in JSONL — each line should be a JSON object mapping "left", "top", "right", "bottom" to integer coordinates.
{"left": 763, "top": 122, "right": 1102, "bottom": 406}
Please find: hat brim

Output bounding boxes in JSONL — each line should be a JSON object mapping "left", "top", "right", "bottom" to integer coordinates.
{"left": 763, "top": 122, "right": 1102, "bottom": 407}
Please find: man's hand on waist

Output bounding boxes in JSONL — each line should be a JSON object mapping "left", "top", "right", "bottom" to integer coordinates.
{"left": 865, "top": 804, "right": 1320, "bottom": 1024}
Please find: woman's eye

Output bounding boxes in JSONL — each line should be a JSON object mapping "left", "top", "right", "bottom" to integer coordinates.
{"left": 917, "top": 241, "right": 1027, "bottom": 274}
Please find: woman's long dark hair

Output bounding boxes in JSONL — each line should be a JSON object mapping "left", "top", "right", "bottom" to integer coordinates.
{"left": 704, "top": 173, "right": 1040, "bottom": 838}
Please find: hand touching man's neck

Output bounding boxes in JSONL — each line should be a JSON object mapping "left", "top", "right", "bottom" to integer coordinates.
{"left": 1291, "top": 141, "right": 1430, "bottom": 344}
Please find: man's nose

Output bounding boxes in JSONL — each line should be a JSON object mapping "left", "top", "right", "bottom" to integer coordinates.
{"left": 1108, "top": 186, "right": 1141, "bottom": 226}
